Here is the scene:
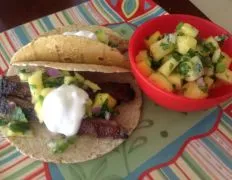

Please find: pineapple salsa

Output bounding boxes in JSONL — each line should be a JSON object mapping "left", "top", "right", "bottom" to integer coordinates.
{"left": 136, "top": 22, "right": 232, "bottom": 99}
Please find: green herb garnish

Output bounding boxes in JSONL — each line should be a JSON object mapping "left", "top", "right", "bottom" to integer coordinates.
{"left": 178, "top": 62, "right": 191, "bottom": 76}
{"left": 29, "top": 84, "right": 37, "bottom": 90}
{"left": 176, "top": 22, "right": 184, "bottom": 31}
{"left": 98, "top": 100, "right": 113, "bottom": 119}
{"left": 160, "top": 42, "right": 170, "bottom": 50}
{"left": 8, "top": 121, "right": 29, "bottom": 133}
{"left": 43, "top": 76, "right": 64, "bottom": 88}
{"left": 47, "top": 138, "right": 69, "bottom": 153}
{"left": 214, "top": 34, "right": 229, "bottom": 43}
{"left": 0, "top": 118, "right": 9, "bottom": 126}
{"left": 172, "top": 52, "right": 182, "bottom": 61}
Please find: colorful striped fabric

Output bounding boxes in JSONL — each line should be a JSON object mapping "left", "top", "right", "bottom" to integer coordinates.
{"left": 139, "top": 105, "right": 232, "bottom": 180}
{"left": 0, "top": 0, "right": 232, "bottom": 179}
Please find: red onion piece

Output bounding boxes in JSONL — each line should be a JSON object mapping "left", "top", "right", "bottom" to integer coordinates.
{"left": 196, "top": 77, "right": 205, "bottom": 87}
{"left": 92, "top": 107, "right": 101, "bottom": 114}
{"left": 47, "top": 68, "right": 61, "bottom": 77}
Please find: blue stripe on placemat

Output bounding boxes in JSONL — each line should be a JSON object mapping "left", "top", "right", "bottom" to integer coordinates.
{"left": 223, "top": 114, "right": 232, "bottom": 127}
{"left": 0, "top": 151, "right": 20, "bottom": 165}
{"left": 48, "top": 164, "right": 65, "bottom": 180}
{"left": 161, "top": 167, "right": 179, "bottom": 179}
{"left": 14, "top": 27, "right": 30, "bottom": 45}
{"left": 41, "top": 17, "right": 54, "bottom": 30}
{"left": 76, "top": 5, "right": 98, "bottom": 24}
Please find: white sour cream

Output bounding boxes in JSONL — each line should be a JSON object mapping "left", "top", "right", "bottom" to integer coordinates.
{"left": 63, "top": 30, "right": 97, "bottom": 40}
{"left": 41, "top": 84, "right": 89, "bottom": 136}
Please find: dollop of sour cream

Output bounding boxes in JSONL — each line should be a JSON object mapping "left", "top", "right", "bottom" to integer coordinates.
{"left": 63, "top": 30, "right": 97, "bottom": 40}
{"left": 41, "top": 84, "right": 89, "bottom": 136}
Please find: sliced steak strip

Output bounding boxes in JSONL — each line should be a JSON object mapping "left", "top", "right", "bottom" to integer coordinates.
{"left": 79, "top": 118, "right": 128, "bottom": 139}
{"left": 0, "top": 76, "right": 31, "bottom": 99}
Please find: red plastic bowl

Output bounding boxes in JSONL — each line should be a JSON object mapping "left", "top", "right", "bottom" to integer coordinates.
{"left": 129, "top": 14, "right": 232, "bottom": 112}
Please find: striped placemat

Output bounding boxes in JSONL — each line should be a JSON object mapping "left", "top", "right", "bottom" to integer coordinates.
{"left": 0, "top": 0, "right": 231, "bottom": 179}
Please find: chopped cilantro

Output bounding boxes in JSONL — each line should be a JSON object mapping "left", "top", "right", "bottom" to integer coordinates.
{"left": 0, "top": 118, "right": 9, "bottom": 126}
{"left": 202, "top": 42, "right": 216, "bottom": 54}
{"left": 178, "top": 62, "right": 191, "bottom": 76}
{"left": 160, "top": 42, "right": 170, "bottom": 50}
{"left": 214, "top": 34, "right": 229, "bottom": 43}
{"left": 176, "top": 22, "right": 184, "bottom": 31}
{"left": 29, "top": 84, "right": 37, "bottom": 90}
{"left": 47, "top": 138, "right": 70, "bottom": 153}
{"left": 43, "top": 76, "right": 64, "bottom": 88}
{"left": 98, "top": 100, "right": 113, "bottom": 119}
{"left": 172, "top": 52, "right": 182, "bottom": 61}
{"left": 187, "top": 49, "right": 197, "bottom": 58}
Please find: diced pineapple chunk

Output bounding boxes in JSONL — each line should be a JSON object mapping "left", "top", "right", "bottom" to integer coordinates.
{"left": 183, "top": 82, "right": 208, "bottom": 99}
{"left": 84, "top": 80, "right": 101, "bottom": 92}
{"left": 145, "top": 31, "right": 162, "bottom": 47}
{"left": 64, "top": 76, "right": 76, "bottom": 85}
{"left": 158, "top": 57, "right": 180, "bottom": 77}
{"left": 93, "top": 93, "right": 117, "bottom": 109}
{"left": 204, "top": 76, "right": 214, "bottom": 89}
{"left": 19, "top": 72, "right": 31, "bottom": 82}
{"left": 205, "top": 36, "right": 219, "bottom": 49}
{"left": 221, "top": 52, "right": 232, "bottom": 68}
{"left": 28, "top": 70, "right": 44, "bottom": 90}
{"left": 28, "top": 70, "right": 44, "bottom": 102}
{"left": 212, "top": 48, "right": 221, "bottom": 63}
{"left": 176, "top": 36, "right": 197, "bottom": 55}
{"left": 177, "top": 23, "right": 199, "bottom": 37}
{"left": 75, "top": 73, "right": 85, "bottom": 83}
{"left": 168, "top": 73, "right": 183, "bottom": 90}
{"left": 148, "top": 72, "right": 173, "bottom": 92}
{"left": 136, "top": 60, "right": 152, "bottom": 77}
{"left": 135, "top": 50, "right": 151, "bottom": 63}
{"left": 150, "top": 39, "right": 175, "bottom": 60}
{"left": 40, "top": 88, "right": 54, "bottom": 97}
{"left": 216, "top": 69, "right": 232, "bottom": 84}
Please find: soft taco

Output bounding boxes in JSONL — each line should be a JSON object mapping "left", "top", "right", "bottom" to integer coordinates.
{"left": 0, "top": 25, "right": 142, "bottom": 163}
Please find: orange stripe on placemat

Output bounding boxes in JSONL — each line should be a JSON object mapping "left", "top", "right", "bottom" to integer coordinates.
{"left": 1, "top": 156, "right": 29, "bottom": 173}
{"left": 0, "top": 142, "right": 10, "bottom": 150}
{"left": 3, "top": 32, "right": 16, "bottom": 52}
{"left": 23, "top": 166, "right": 44, "bottom": 180}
